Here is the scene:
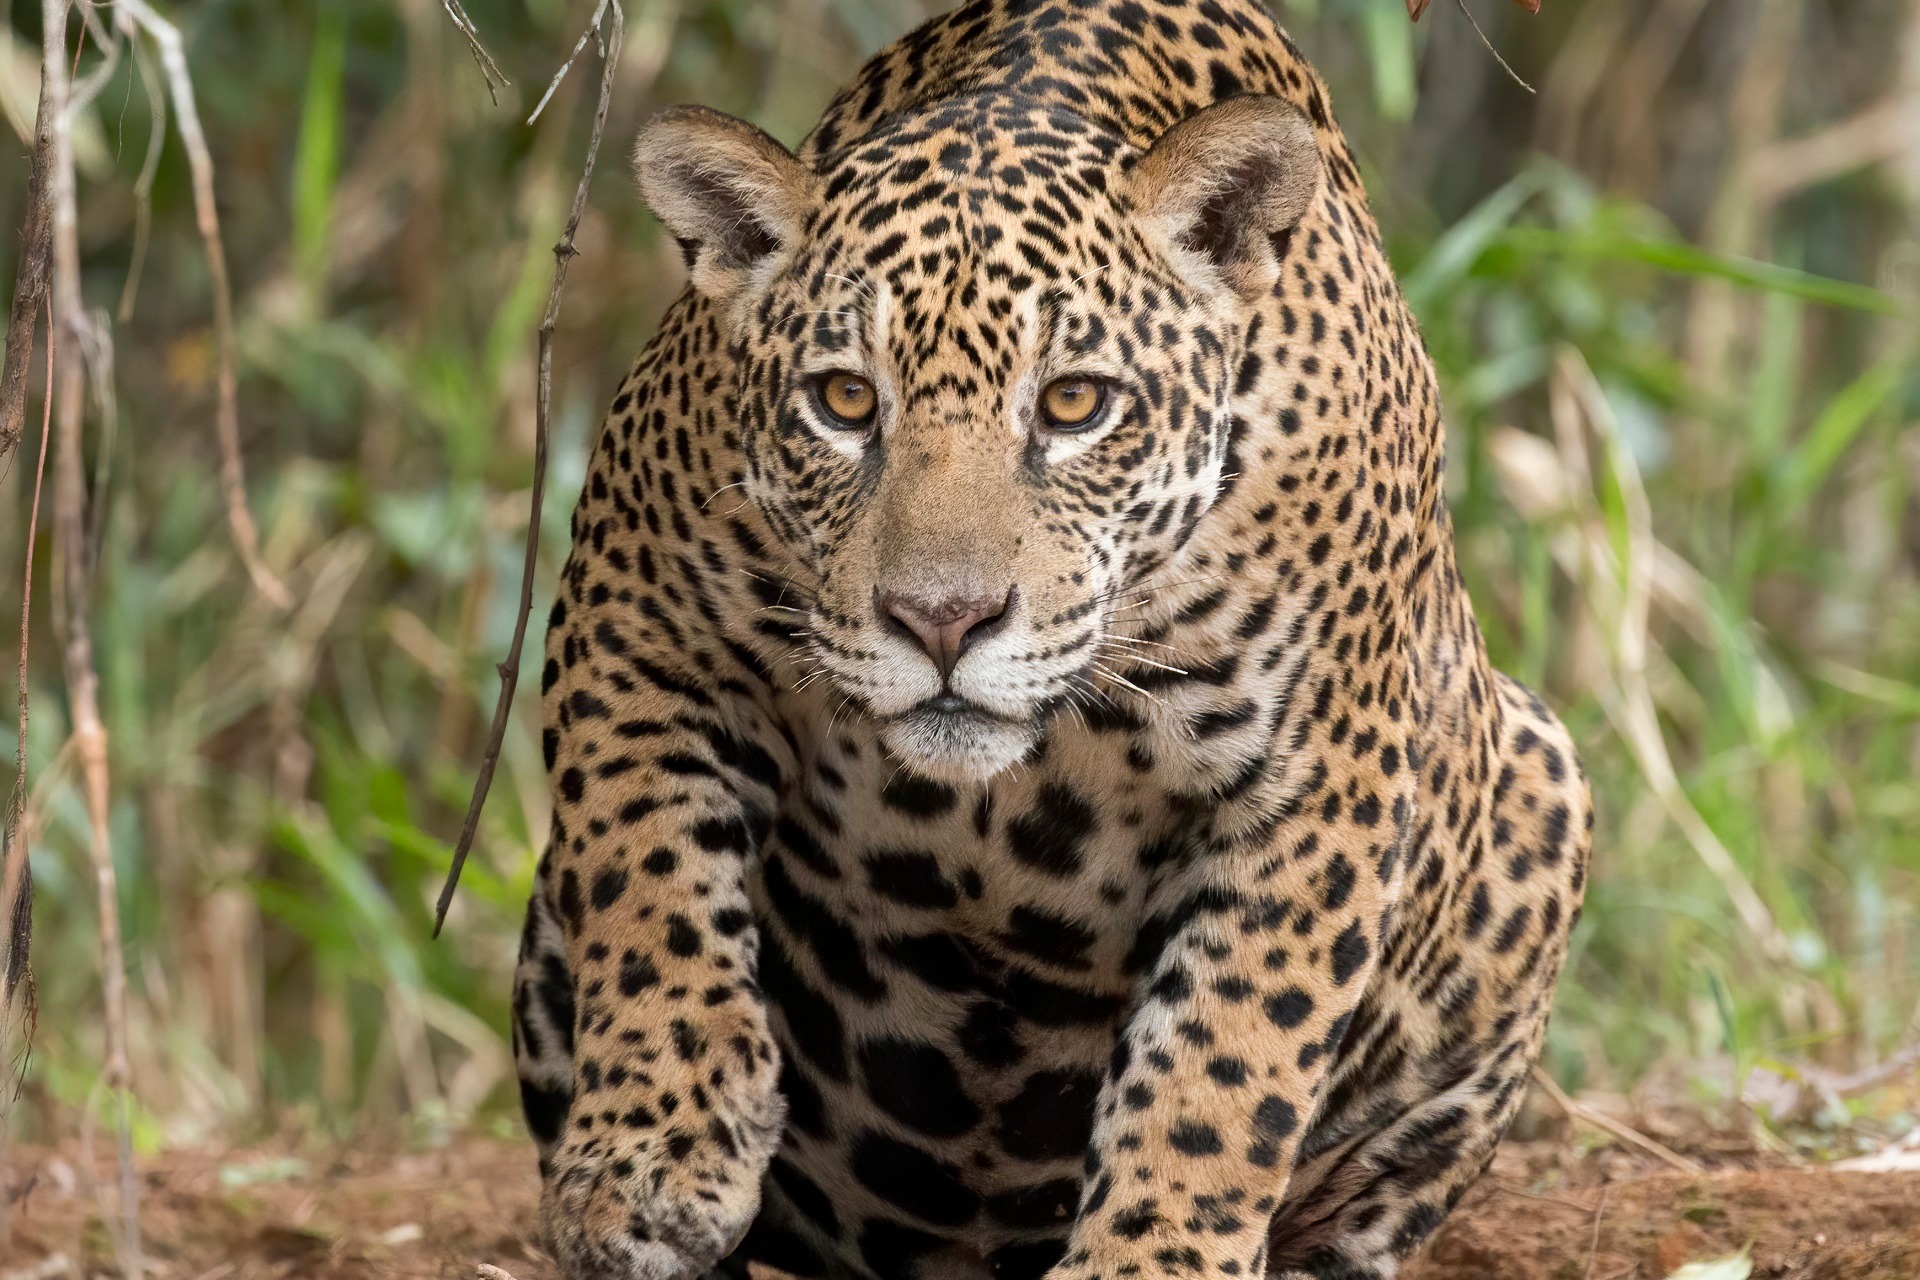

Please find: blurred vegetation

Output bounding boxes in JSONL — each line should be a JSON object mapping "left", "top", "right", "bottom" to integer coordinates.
{"left": 2, "top": 0, "right": 1918, "bottom": 1156}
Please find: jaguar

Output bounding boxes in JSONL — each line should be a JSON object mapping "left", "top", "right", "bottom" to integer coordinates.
{"left": 511, "top": 1, "right": 1593, "bottom": 1277}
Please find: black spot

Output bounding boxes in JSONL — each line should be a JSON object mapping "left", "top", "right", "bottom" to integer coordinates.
{"left": 665, "top": 913, "right": 702, "bottom": 958}
{"left": 850, "top": 1132, "right": 980, "bottom": 1226}
{"left": 1329, "top": 920, "right": 1370, "bottom": 985}
{"left": 998, "top": 905, "right": 1098, "bottom": 970}
{"left": 958, "top": 999, "right": 1026, "bottom": 1067}
{"left": 770, "top": 1155, "right": 841, "bottom": 1236}
{"left": 1253, "top": 1095, "right": 1298, "bottom": 1141}
{"left": 1168, "top": 1120, "right": 1223, "bottom": 1156}
{"left": 758, "top": 933, "right": 848, "bottom": 1080}
{"left": 1206, "top": 1056, "right": 1248, "bottom": 1086}
{"left": 1265, "top": 987, "right": 1314, "bottom": 1029}
{"left": 520, "top": 1078, "right": 570, "bottom": 1146}
{"left": 590, "top": 867, "right": 629, "bottom": 912}
{"left": 1006, "top": 782, "right": 1098, "bottom": 878}
{"left": 778, "top": 1059, "right": 830, "bottom": 1139}
{"left": 863, "top": 850, "right": 958, "bottom": 909}
{"left": 997, "top": 1068, "right": 1100, "bottom": 1161}
{"left": 858, "top": 1037, "right": 982, "bottom": 1138}
{"left": 881, "top": 773, "right": 959, "bottom": 819}
{"left": 619, "top": 950, "right": 661, "bottom": 996}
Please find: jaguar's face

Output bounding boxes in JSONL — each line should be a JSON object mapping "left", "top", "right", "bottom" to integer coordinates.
{"left": 635, "top": 95, "right": 1320, "bottom": 781}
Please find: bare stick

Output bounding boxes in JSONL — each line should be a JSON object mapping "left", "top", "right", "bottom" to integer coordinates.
{"left": 528, "top": 0, "right": 616, "bottom": 125}
{"left": 42, "top": 2, "right": 142, "bottom": 1270}
{"left": 0, "top": 70, "right": 57, "bottom": 476}
{"left": 435, "top": 0, "right": 625, "bottom": 934}
{"left": 1530, "top": 1066, "right": 1704, "bottom": 1175}
{"left": 110, "top": 0, "right": 291, "bottom": 610}
{"left": 441, "top": 0, "right": 511, "bottom": 105}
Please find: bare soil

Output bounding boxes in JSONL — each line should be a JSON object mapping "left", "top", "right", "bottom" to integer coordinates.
{"left": 4, "top": 1134, "right": 1917, "bottom": 1280}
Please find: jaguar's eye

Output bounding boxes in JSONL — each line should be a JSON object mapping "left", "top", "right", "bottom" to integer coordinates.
{"left": 1039, "top": 377, "right": 1108, "bottom": 431}
{"left": 814, "top": 372, "right": 878, "bottom": 427}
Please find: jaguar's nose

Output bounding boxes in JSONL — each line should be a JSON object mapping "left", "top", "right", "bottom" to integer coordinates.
{"left": 876, "top": 585, "right": 1016, "bottom": 681}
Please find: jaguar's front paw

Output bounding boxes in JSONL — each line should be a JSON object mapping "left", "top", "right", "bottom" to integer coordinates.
{"left": 540, "top": 1089, "right": 783, "bottom": 1279}
{"left": 542, "top": 1162, "right": 756, "bottom": 1280}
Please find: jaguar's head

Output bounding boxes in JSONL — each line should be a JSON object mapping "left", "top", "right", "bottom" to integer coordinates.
{"left": 635, "top": 92, "right": 1320, "bottom": 782}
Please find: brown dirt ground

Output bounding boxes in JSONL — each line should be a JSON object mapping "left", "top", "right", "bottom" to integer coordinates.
{"left": 3, "top": 1134, "right": 1917, "bottom": 1280}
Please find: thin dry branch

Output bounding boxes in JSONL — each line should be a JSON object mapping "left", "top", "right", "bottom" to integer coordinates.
{"left": 441, "top": 0, "right": 511, "bottom": 105}
{"left": 528, "top": 0, "right": 618, "bottom": 125}
{"left": 42, "top": 1, "right": 142, "bottom": 1270}
{"left": 435, "top": 0, "right": 626, "bottom": 934}
{"left": 109, "top": 0, "right": 291, "bottom": 610}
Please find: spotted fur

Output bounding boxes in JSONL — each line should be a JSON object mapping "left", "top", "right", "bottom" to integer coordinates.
{"left": 512, "top": 2, "right": 1592, "bottom": 1278}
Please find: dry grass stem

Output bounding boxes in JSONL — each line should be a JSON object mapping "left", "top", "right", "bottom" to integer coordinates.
{"left": 1550, "top": 350, "right": 1797, "bottom": 970}
{"left": 109, "top": 0, "right": 291, "bottom": 610}
{"left": 442, "top": 0, "right": 511, "bottom": 105}
{"left": 1531, "top": 1066, "right": 1704, "bottom": 1175}
{"left": 434, "top": 0, "right": 626, "bottom": 932}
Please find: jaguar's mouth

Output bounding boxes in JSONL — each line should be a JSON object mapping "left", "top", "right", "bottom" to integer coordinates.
{"left": 878, "top": 695, "right": 1040, "bottom": 782}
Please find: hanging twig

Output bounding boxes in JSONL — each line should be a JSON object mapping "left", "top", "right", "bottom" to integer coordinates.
{"left": 1451, "top": 0, "right": 1535, "bottom": 95}
{"left": 109, "top": 0, "right": 292, "bottom": 610}
{"left": 117, "top": 38, "right": 169, "bottom": 322}
{"left": 433, "top": 0, "right": 625, "bottom": 934}
{"left": 441, "top": 0, "right": 511, "bottom": 106}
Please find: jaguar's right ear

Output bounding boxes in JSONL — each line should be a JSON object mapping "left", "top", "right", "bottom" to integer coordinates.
{"left": 634, "top": 106, "right": 813, "bottom": 300}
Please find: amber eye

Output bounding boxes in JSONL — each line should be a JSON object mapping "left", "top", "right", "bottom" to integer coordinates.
{"left": 1039, "top": 377, "right": 1108, "bottom": 431}
{"left": 814, "top": 372, "right": 878, "bottom": 427}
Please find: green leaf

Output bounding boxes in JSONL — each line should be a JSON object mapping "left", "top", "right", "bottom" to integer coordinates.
{"left": 292, "top": 9, "right": 348, "bottom": 297}
{"left": 1509, "top": 228, "right": 1904, "bottom": 315}
{"left": 1404, "top": 169, "right": 1547, "bottom": 314}
{"left": 1361, "top": 0, "right": 1417, "bottom": 121}
{"left": 1773, "top": 355, "right": 1907, "bottom": 517}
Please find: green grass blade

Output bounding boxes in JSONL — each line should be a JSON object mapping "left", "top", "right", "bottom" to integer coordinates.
{"left": 1773, "top": 355, "right": 1906, "bottom": 516}
{"left": 292, "top": 9, "right": 348, "bottom": 297}
{"left": 1508, "top": 227, "right": 1904, "bottom": 315}
{"left": 1361, "top": 0, "right": 1416, "bottom": 122}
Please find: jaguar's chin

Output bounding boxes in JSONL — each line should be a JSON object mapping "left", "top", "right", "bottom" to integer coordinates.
{"left": 878, "top": 699, "right": 1038, "bottom": 784}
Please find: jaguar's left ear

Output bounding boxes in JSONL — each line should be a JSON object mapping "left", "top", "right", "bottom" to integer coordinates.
{"left": 1129, "top": 96, "right": 1321, "bottom": 298}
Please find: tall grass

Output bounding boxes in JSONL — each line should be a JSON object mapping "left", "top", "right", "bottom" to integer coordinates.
{"left": 2, "top": 0, "right": 1916, "bottom": 1148}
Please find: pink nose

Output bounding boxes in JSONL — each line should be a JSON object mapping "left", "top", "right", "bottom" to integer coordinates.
{"left": 876, "top": 586, "right": 1015, "bottom": 682}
